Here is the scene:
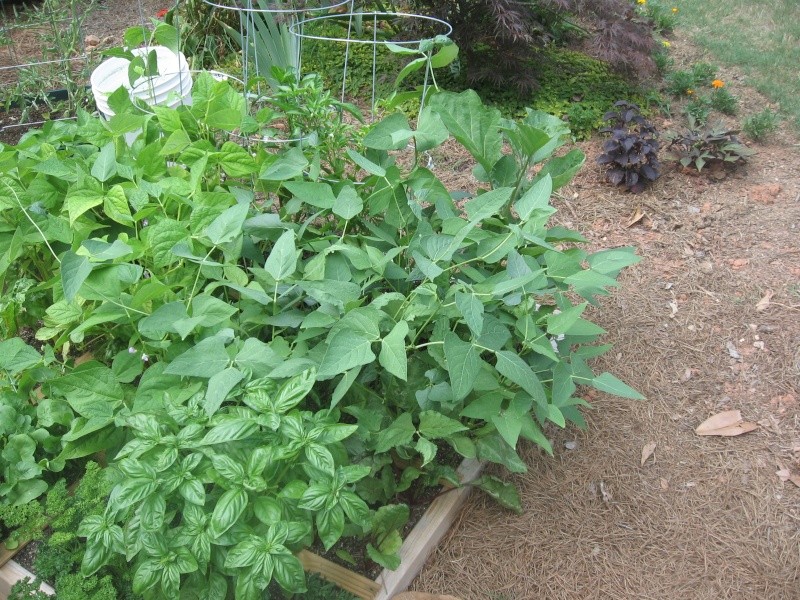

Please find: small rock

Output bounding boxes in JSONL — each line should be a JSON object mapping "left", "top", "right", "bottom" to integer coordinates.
{"left": 564, "top": 441, "right": 578, "bottom": 450}
{"left": 85, "top": 34, "right": 100, "bottom": 46}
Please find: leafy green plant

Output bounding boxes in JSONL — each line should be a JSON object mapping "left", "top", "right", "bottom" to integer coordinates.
{"left": 742, "top": 108, "right": 779, "bottom": 142}
{"left": 710, "top": 87, "right": 738, "bottom": 115}
{"left": 223, "top": 0, "right": 300, "bottom": 91}
{"left": 639, "top": 0, "right": 679, "bottom": 34}
{"left": 652, "top": 47, "right": 673, "bottom": 74}
{"left": 1, "top": 73, "right": 641, "bottom": 597}
{"left": 667, "top": 118, "right": 755, "bottom": 171}
{"left": 665, "top": 69, "right": 696, "bottom": 96}
{"left": 0, "top": 339, "right": 73, "bottom": 508}
{"left": 597, "top": 100, "right": 660, "bottom": 193}
{"left": 691, "top": 62, "right": 717, "bottom": 86}
{"left": 265, "top": 68, "right": 365, "bottom": 177}
{"left": 684, "top": 94, "right": 712, "bottom": 125}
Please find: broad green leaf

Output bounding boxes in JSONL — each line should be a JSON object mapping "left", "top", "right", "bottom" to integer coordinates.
{"left": 588, "top": 372, "right": 645, "bottom": 400}
{"left": 476, "top": 434, "right": 527, "bottom": 473}
{"left": 91, "top": 142, "right": 117, "bottom": 182}
{"left": 283, "top": 181, "right": 336, "bottom": 210}
{"left": 164, "top": 336, "right": 231, "bottom": 378}
{"left": 264, "top": 229, "right": 298, "bottom": 281}
{"left": 273, "top": 554, "right": 306, "bottom": 593}
{"left": 455, "top": 291, "right": 484, "bottom": 337}
{"left": 374, "top": 413, "right": 415, "bottom": 453}
{"left": 494, "top": 351, "right": 547, "bottom": 406}
{"left": 514, "top": 173, "right": 553, "bottom": 222}
{"left": 463, "top": 187, "right": 513, "bottom": 223}
{"left": 332, "top": 185, "right": 363, "bottom": 220}
{"left": 65, "top": 187, "right": 104, "bottom": 225}
{"left": 204, "top": 202, "right": 249, "bottom": 246}
{"left": 191, "top": 294, "right": 237, "bottom": 327}
{"left": 429, "top": 90, "right": 503, "bottom": 173}
{"left": 50, "top": 361, "right": 123, "bottom": 418}
{"left": 0, "top": 338, "right": 41, "bottom": 374}
{"left": 260, "top": 147, "right": 308, "bottom": 181}
{"left": 145, "top": 219, "right": 186, "bottom": 268}
{"left": 330, "top": 367, "right": 361, "bottom": 409}
{"left": 317, "top": 505, "right": 345, "bottom": 551}
{"left": 103, "top": 185, "right": 133, "bottom": 225}
{"left": 546, "top": 302, "right": 588, "bottom": 336}
{"left": 317, "top": 330, "right": 376, "bottom": 380}
{"left": 153, "top": 22, "right": 180, "bottom": 52}
{"left": 367, "top": 542, "right": 401, "bottom": 571}
{"left": 363, "top": 112, "right": 413, "bottom": 150}
{"left": 346, "top": 149, "right": 386, "bottom": 177}
{"left": 379, "top": 320, "right": 408, "bottom": 381}
{"left": 414, "top": 106, "right": 448, "bottom": 152}
{"left": 210, "top": 488, "right": 248, "bottom": 538}
{"left": 111, "top": 349, "right": 143, "bottom": 383}
{"left": 305, "top": 443, "right": 335, "bottom": 474}
{"left": 443, "top": 332, "right": 480, "bottom": 401}
{"left": 473, "top": 475, "right": 522, "bottom": 514}
{"left": 535, "top": 148, "right": 585, "bottom": 190}
{"left": 274, "top": 368, "right": 315, "bottom": 413}
{"left": 418, "top": 410, "right": 468, "bottom": 439}
{"left": 204, "top": 367, "right": 245, "bottom": 416}
{"left": 587, "top": 247, "right": 641, "bottom": 276}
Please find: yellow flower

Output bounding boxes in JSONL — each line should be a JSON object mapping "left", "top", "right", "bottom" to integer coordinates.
{"left": 686, "top": 89, "right": 694, "bottom": 95}
{"left": 672, "top": 7, "right": 679, "bottom": 13}
{"left": 637, "top": 0, "right": 646, "bottom": 4}
{"left": 662, "top": 40, "right": 671, "bottom": 48}
{"left": 712, "top": 79, "right": 725, "bottom": 89}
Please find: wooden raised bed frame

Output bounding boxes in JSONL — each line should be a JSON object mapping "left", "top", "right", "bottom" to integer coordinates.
{"left": 0, "top": 459, "right": 482, "bottom": 600}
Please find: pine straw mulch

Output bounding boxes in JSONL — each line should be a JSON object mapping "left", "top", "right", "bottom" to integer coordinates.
{"left": 410, "top": 37, "right": 800, "bottom": 600}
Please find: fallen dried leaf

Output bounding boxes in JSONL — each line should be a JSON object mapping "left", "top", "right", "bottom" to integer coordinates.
{"left": 776, "top": 468, "right": 791, "bottom": 482}
{"left": 790, "top": 474, "right": 800, "bottom": 488}
{"left": 626, "top": 206, "right": 645, "bottom": 228}
{"left": 641, "top": 441, "right": 657, "bottom": 467}
{"left": 668, "top": 300, "right": 679, "bottom": 317}
{"left": 660, "top": 478, "right": 669, "bottom": 490}
{"left": 731, "top": 258, "right": 749, "bottom": 269}
{"left": 725, "top": 341, "right": 742, "bottom": 360}
{"left": 756, "top": 290, "right": 774, "bottom": 312}
{"left": 695, "top": 410, "right": 759, "bottom": 437}
{"left": 599, "top": 481, "right": 612, "bottom": 503}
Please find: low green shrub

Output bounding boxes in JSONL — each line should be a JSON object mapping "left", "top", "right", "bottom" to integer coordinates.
{"left": 684, "top": 95, "right": 713, "bottom": 125}
{"left": 665, "top": 69, "right": 696, "bottom": 96}
{"left": 667, "top": 119, "right": 755, "bottom": 171}
{"left": 710, "top": 88, "right": 738, "bottom": 115}
{"left": 742, "top": 109, "right": 780, "bottom": 142}
{"left": 691, "top": 62, "right": 718, "bottom": 87}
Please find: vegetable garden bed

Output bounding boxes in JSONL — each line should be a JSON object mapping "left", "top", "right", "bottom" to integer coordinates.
{"left": 0, "top": 460, "right": 482, "bottom": 600}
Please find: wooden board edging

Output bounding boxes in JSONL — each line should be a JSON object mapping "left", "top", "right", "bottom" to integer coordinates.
{"left": 0, "top": 560, "right": 54, "bottom": 598}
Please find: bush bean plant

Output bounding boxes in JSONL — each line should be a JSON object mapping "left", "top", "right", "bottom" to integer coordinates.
{"left": 0, "top": 72, "right": 642, "bottom": 597}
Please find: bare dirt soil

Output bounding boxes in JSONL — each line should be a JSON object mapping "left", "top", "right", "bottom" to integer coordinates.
{"left": 413, "top": 35, "right": 800, "bottom": 600}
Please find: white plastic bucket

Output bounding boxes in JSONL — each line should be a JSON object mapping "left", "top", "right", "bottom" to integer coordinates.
{"left": 90, "top": 46, "right": 192, "bottom": 115}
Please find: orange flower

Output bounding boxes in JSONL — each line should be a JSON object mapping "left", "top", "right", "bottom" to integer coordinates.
{"left": 156, "top": 8, "right": 168, "bottom": 18}
{"left": 711, "top": 79, "right": 725, "bottom": 89}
